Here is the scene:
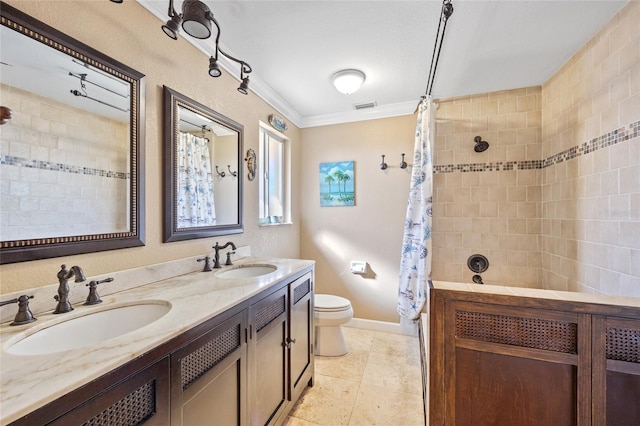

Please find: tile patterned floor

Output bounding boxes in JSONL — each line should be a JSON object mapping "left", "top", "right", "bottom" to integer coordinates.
{"left": 284, "top": 327, "right": 425, "bottom": 426}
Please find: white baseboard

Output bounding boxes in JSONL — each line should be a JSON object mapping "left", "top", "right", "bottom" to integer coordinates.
{"left": 345, "top": 317, "right": 418, "bottom": 336}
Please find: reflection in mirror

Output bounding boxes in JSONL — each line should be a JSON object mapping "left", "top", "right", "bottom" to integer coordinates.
{"left": 163, "top": 86, "right": 243, "bottom": 242}
{"left": 0, "top": 4, "right": 145, "bottom": 264}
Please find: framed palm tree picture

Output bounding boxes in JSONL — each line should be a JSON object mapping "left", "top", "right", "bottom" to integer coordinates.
{"left": 319, "top": 161, "right": 355, "bottom": 207}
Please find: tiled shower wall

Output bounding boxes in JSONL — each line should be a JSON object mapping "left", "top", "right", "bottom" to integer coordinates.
{"left": 432, "top": 87, "right": 543, "bottom": 287}
{"left": 433, "top": 1, "right": 639, "bottom": 297}
{"left": 541, "top": 0, "right": 639, "bottom": 296}
{"left": 0, "top": 84, "right": 129, "bottom": 241}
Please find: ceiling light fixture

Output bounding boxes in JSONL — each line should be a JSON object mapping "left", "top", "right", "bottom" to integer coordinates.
{"left": 112, "top": 0, "right": 252, "bottom": 94}
{"left": 331, "top": 69, "right": 366, "bottom": 95}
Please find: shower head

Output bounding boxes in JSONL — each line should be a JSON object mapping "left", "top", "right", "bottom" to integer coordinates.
{"left": 474, "top": 136, "right": 489, "bottom": 153}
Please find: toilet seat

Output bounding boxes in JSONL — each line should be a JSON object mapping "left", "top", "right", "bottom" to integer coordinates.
{"left": 315, "top": 294, "right": 351, "bottom": 312}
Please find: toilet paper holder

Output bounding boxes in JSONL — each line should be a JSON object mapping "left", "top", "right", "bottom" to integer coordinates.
{"left": 350, "top": 261, "right": 367, "bottom": 274}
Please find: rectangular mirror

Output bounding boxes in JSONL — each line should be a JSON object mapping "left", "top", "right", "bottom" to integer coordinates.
{"left": 0, "top": 3, "right": 145, "bottom": 264}
{"left": 163, "top": 86, "right": 243, "bottom": 242}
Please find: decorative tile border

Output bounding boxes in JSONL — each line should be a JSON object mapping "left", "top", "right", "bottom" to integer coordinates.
{"left": 434, "top": 120, "right": 639, "bottom": 174}
{"left": 0, "top": 155, "right": 130, "bottom": 179}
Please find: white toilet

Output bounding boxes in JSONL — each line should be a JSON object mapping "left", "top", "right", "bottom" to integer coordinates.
{"left": 314, "top": 294, "right": 354, "bottom": 356}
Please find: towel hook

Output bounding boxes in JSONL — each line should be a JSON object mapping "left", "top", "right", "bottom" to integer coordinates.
{"left": 399, "top": 153, "right": 408, "bottom": 169}
{"left": 380, "top": 155, "right": 388, "bottom": 170}
{"left": 215, "top": 166, "right": 226, "bottom": 178}
{"left": 227, "top": 165, "right": 238, "bottom": 177}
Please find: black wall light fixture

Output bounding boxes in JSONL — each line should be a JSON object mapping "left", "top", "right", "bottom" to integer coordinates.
{"left": 111, "top": 0, "right": 252, "bottom": 94}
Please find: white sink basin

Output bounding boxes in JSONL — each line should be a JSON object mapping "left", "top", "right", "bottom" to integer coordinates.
{"left": 5, "top": 302, "right": 171, "bottom": 356}
{"left": 217, "top": 264, "right": 277, "bottom": 279}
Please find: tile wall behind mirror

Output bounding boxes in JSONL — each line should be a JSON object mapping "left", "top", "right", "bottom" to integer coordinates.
{"left": 0, "top": 3, "right": 145, "bottom": 264}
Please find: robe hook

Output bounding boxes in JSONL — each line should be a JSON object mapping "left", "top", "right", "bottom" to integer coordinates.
{"left": 215, "top": 165, "right": 226, "bottom": 178}
{"left": 399, "top": 153, "right": 407, "bottom": 169}
{"left": 380, "top": 155, "right": 388, "bottom": 170}
{"left": 227, "top": 165, "right": 238, "bottom": 177}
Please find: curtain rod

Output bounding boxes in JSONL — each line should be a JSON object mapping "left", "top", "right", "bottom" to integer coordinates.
{"left": 180, "top": 118, "right": 211, "bottom": 133}
{"left": 424, "top": 0, "right": 454, "bottom": 97}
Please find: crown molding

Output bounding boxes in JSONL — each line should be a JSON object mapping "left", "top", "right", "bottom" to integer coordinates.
{"left": 300, "top": 100, "right": 417, "bottom": 128}
{"left": 137, "top": 1, "right": 415, "bottom": 130}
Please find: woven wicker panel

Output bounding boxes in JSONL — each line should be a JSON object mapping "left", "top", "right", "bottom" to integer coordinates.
{"left": 82, "top": 380, "right": 155, "bottom": 426}
{"left": 255, "top": 296, "right": 286, "bottom": 332}
{"left": 606, "top": 327, "right": 640, "bottom": 363}
{"left": 455, "top": 310, "right": 577, "bottom": 353}
{"left": 293, "top": 280, "right": 310, "bottom": 305}
{"left": 181, "top": 324, "right": 241, "bottom": 390}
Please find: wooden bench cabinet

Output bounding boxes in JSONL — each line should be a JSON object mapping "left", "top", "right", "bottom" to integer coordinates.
{"left": 429, "top": 288, "right": 640, "bottom": 426}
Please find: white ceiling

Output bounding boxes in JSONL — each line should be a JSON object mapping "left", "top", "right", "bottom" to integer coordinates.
{"left": 138, "top": 0, "right": 627, "bottom": 128}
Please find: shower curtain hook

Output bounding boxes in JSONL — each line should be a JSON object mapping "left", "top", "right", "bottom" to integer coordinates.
{"left": 380, "top": 155, "right": 388, "bottom": 170}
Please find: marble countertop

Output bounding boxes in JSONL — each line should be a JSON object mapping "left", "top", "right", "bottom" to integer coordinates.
{"left": 0, "top": 256, "right": 314, "bottom": 425}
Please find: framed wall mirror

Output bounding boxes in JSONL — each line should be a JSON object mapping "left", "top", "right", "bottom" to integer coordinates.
{"left": 163, "top": 86, "right": 243, "bottom": 242}
{"left": 0, "top": 3, "right": 145, "bottom": 264}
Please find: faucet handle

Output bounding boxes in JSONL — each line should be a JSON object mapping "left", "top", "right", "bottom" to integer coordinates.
{"left": 197, "top": 256, "right": 212, "bottom": 272}
{"left": 84, "top": 278, "right": 113, "bottom": 306}
{"left": 225, "top": 251, "right": 236, "bottom": 266}
{"left": 1, "top": 295, "right": 36, "bottom": 326}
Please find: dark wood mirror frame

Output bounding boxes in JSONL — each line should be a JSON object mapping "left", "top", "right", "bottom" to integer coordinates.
{"left": 163, "top": 86, "right": 243, "bottom": 242}
{"left": 0, "top": 3, "right": 145, "bottom": 264}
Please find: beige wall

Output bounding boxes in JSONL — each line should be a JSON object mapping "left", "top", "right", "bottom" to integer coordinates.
{"left": 540, "top": 0, "right": 640, "bottom": 295}
{"left": 0, "top": 0, "right": 301, "bottom": 293}
{"left": 432, "top": 87, "right": 543, "bottom": 287}
{"left": 300, "top": 116, "right": 415, "bottom": 322}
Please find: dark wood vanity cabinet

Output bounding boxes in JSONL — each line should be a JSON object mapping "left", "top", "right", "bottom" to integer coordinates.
{"left": 288, "top": 272, "right": 314, "bottom": 402}
{"left": 9, "top": 268, "right": 314, "bottom": 426}
{"left": 249, "top": 286, "right": 289, "bottom": 425}
{"left": 48, "top": 358, "right": 170, "bottom": 426}
{"left": 10, "top": 355, "right": 170, "bottom": 426}
{"left": 170, "top": 310, "right": 248, "bottom": 426}
{"left": 248, "top": 270, "right": 315, "bottom": 426}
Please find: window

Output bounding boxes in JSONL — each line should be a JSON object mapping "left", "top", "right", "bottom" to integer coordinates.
{"left": 259, "top": 122, "right": 290, "bottom": 225}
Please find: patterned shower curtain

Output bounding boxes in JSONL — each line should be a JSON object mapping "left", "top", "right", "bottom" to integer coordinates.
{"left": 177, "top": 132, "right": 216, "bottom": 228}
{"left": 398, "top": 96, "right": 434, "bottom": 321}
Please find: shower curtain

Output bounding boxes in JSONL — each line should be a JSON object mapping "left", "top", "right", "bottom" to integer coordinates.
{"left": 398, "top": 96, "right": 434, "bottom": 321}
{"left": 177, "top": 132, "right": 216, "bottom": 228}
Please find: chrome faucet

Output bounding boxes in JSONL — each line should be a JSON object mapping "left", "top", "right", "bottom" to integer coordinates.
{"left": 213, "top": 241, "right": 237, "bottom": 268}
{"left": 54, "top": 264, "right": 86, "bottom": 314}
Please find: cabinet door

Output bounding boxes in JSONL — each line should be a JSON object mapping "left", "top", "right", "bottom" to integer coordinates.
{"left": 288, "top": 271, "right": 314, "bottom": 401}
{"left": 48, "top": 357, "right": 170, "bottom": 426}
{"left": 434, "top": 301, "right": 583, "bottom": 425}
{"left": 171, "top": 311, "right": 247, "bottom": 426}
{"left": 249, "top": 286, "right": 288, "bottom": 426}
{"left": 592, "top": 316, "right": 640, "bottom": 426}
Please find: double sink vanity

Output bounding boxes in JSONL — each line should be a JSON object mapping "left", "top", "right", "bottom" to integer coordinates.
{"left": 0, "top": 255, "right": 315, "bottom": 425}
